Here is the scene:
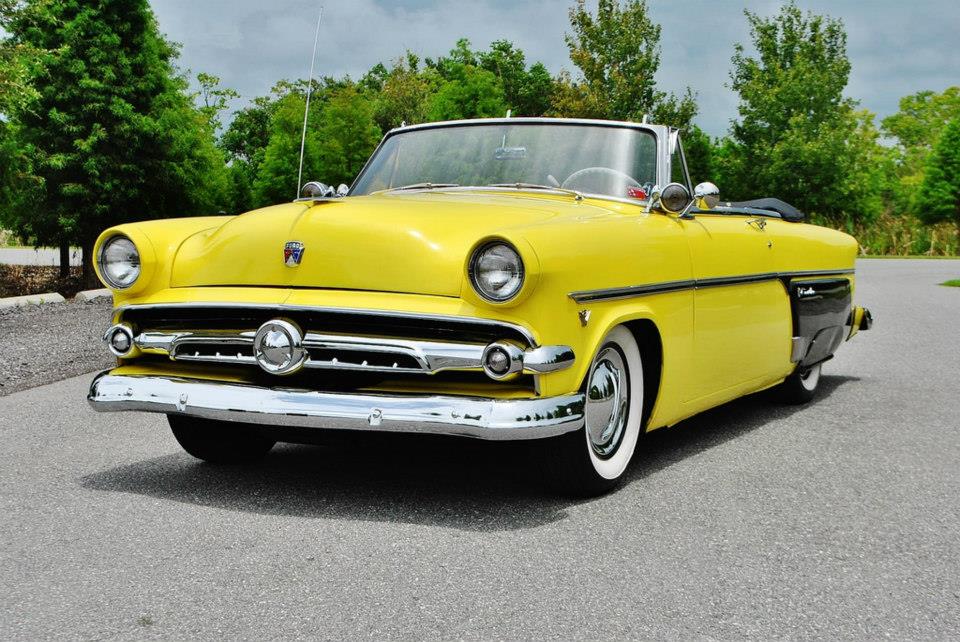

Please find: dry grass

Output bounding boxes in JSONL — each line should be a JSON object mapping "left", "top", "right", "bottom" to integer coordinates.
{"left": 0, "top": 265, "right": 84, "bottom": 298}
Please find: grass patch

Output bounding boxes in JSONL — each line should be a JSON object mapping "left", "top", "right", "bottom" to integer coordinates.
{"left": 0, "top": 264, "right": 84, "bottom": 298}
{"left": 860, "top": 255, "right": 960, "bottom": 260}
{"left": 941, "top": 279, "right": 960, "bottom": 287}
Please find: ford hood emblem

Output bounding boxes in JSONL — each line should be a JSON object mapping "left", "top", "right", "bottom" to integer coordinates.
{"left": 284, "top": 241, "right": 305, "bottom": 267}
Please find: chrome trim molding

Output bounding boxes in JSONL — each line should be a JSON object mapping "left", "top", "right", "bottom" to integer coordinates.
{"left": 790, "top": 336, "right": 811, "bottom": 363}
{"left": 88, "top": 372, "right": 585, "bottom": 441}
{"left": 115, "top": 302, "right": 539, "bottom": 347}
{"left": 122, "top": 328, "right": 575, "bottom": 378}
{"left": 569, "top": 269, "right": 856, "bottom": 303}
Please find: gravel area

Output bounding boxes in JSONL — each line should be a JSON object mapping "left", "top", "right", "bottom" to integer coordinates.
{"left": 0, "top": 299, "right": 113, "bottom": 396}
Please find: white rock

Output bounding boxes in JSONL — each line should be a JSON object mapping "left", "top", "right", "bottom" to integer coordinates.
{"left": 74, "top": 288, "right": 112, "bottom": 303}
{"left": 0, "top": 292, "right": 66, "bottom": 310}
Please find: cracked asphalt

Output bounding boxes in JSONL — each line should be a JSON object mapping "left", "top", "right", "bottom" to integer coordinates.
{"left": 1, "top": 259, "right": 958, "bottom": 640}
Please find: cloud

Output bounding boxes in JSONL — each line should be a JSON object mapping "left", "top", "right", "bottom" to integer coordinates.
{"left": 151, "top": 0, "right": 960, "bottom": 136}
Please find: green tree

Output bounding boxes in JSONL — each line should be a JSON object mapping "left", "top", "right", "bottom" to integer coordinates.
{"left": 367, "top": 54, "right": 434, "bottom": 131}
{"left": 252, "top": 92, "right": 322, "bottom": 207}
{"left": 681, "top": 125, "right": 715, "bottom": 186}
{"left": 425, "top": 40, "right": 508, "bottom": 121}
{"left": 558, "top": 0, "right": 697, "bottom": 127}
{"left": 193, "top": 72, "right": 239, "bottom": 132}
{"left": 478, "top": 40, "right": 553, "bottom": 116}
{"left": 0, "top": 0, "right": 40, "bottom": 114}
{"left": 314, "top": 85, "right": 382, "bottom": 187}
{"left": 720, "top": 3, "right": 882, "bottom": 225}
{"left": 5, "top": 0, "right": 230, "bottom": 285}
{"left": 221, "top": 95, "right": 276, "bottom": 212}
{"left": 881, "top": 87, "right": 960, "bottom": 213}
{"left": 252, "top": 85, "right": 381, "bottom": 205}
{"left": 916, "top": 117, "right": 960, "bottom": 245}
{"left": 0, "top": 0, "right": 42, "bottom": 251}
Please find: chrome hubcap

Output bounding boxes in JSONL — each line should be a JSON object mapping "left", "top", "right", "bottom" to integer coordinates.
{"left": 585, "top": 346, "right": 629, "bottom": 459}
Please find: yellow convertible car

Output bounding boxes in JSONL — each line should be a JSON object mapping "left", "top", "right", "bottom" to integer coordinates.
{"left": 88, "top": 117, "right": 872, "bottom": 495}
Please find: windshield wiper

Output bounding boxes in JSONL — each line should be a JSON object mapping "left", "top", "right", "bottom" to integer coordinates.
{"left": 486, "top": 183, "right": 584, "bottom": 201}
{"left": 385, "top": 182, "right": 460, "bottom": 192}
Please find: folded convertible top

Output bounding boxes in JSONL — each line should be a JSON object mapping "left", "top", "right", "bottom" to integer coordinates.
{"left": 725, "top": 198, "right": 805, "bottom": 222}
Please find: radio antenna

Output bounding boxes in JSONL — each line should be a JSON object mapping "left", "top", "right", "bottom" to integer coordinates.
{"left": 296, "top": 6, "right": 324, "bottom": 199}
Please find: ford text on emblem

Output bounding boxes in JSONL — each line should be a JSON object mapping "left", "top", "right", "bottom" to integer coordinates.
{"left": 284, "top": 241, "right": 305, "bottom": 267}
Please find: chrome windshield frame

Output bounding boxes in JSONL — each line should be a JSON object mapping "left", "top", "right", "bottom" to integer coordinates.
{"left": 348, "top": 117, "right": 671, "bottom": 202}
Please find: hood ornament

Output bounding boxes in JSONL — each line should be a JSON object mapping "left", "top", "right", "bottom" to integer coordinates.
{"left": 284, "top": 241, "right": 305, "bottom": 267}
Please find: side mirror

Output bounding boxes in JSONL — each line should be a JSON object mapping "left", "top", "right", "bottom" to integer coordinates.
{"left": 658, "top": 182, "right": 692, "bottom": 215}
{"left": 336, "top": 183, "right": 349, "bottom": 197}
{"left": 693, "top": 182, "right": 720, "bottom": 210}
{"left": 299, "top": 181, "right": 334, "bottom": 200}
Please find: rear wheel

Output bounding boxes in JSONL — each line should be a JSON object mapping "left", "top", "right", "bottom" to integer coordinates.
{"left": 540, "top": 326, "right": 644, "bottom": 497}
{"left": 168, "top": 415, "right": 275, "bottom": 464}
{"left": 775, "top": 362, "right": 822, "bottom": 405}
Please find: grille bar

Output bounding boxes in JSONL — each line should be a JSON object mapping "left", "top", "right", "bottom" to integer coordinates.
{"left": 142, "top": 330, "right": 486, "bottom": 375}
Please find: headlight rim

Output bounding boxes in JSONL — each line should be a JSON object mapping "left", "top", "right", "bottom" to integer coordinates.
{"left": 97, "top": 234, "right": 141, "bottom": 290}
{"left": 468, "top": 239, "right": 526, "bottom": 304}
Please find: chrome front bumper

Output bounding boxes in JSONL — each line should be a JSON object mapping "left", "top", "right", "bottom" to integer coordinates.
{"left": 87, "top": 372, "right": 585, "bottom": 441}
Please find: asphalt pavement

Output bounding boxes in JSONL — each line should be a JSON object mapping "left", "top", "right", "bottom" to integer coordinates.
{"left": 1, "top": 259, "right": 959, "bottom": 640}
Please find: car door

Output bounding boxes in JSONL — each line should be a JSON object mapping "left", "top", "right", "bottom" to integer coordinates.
{"left": 681, "top": 210, "right": 791, "bottom": 402}
{"left": 667, "top": 140, "right": 790, "bottom": 403}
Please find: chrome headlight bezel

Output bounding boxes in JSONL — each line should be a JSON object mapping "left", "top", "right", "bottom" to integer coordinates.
{"left": 97, "top": 235, "right": 141, "bottom": 290}
{"left": 468, "top": 240, "right": 525, "bottom": 303}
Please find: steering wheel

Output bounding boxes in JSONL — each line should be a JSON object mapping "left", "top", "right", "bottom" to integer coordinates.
{"left": 561, "top": 167, "right": 641, "bottom": 192}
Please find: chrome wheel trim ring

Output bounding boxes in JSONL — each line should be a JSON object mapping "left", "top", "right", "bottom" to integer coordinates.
{"left": 799, "top": 362, "right": 822, "bottom": 391}
{"left": 584, "top": 345, "right": 630, "bottom": 459}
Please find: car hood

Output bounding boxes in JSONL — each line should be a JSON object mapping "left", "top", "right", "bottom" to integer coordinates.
{"left": 170, "top": 191, "right": 586, "bottom": 296}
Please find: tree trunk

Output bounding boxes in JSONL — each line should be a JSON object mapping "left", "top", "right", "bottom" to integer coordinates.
{"left": 81, "top": 238, "right": 99, "bottom": 289}
{"left": 59, "top": 241, "right": 70, "bottom": 279}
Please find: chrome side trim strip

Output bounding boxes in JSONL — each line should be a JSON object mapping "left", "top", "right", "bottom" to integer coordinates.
{"left": 569, "top": 279, "right": 696, "bottom": 303}
{"left": 569, "top": 269, "right": 855, "bottom": 303}
{"left": 115, "top": 302, "right": 538, "bottom": 347}
{"left": 87, "top": 372, "right": 584, "bottom": 441}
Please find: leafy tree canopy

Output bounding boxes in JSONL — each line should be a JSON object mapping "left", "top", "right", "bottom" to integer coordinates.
{"left": 557, "top": 0, "right": 696, "bottom": 127}
{"left": 915, "top": 117, "right": 960, "bottom": 243}
{"left": 3, "top": 0, "right": 230, "bottom": 286}
{"left": 719, "top": 2, "right": 881, "bottom": 225}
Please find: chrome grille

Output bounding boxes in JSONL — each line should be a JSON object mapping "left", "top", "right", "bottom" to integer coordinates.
{"left": 110, "top": 304, "right": 573, "bottom": 384}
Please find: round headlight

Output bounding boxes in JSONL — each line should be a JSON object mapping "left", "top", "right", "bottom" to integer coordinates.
{"left": 98, "top": 236, "right": 141, "bottom": 289}
{"left": 469, "top": 241, "right": 525, "bottom": 302}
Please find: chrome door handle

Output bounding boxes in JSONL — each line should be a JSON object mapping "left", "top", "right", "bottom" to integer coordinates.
{"left": 746, "top": 217, "right": 767, "bottom": 231}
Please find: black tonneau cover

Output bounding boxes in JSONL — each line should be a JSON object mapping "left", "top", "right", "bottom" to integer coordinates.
{"left": 723, "top": 198, "right": 805, "bottom": 222}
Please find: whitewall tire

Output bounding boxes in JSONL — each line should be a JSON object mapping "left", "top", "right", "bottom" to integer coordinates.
{"left": 540, "top": 325, "right": 644, "bottom": 496}
{"left": 775, "top": 362, "right": 823, "bottom": 404}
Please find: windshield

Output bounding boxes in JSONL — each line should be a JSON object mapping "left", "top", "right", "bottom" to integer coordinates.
{"left": 351, "top": 122, "right": 658, "bottom": 201}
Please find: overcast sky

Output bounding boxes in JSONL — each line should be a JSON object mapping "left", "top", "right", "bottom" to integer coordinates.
{"left": 150, "top": 0, "right": 959, "bottom": 136}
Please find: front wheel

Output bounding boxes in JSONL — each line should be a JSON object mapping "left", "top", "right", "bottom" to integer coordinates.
{"left": 775, "top": 362, "right": 822, "bottom": 405}
{"left": 539, "top": 326, "right": 644, "bottom": 497}
{"left": 168, "top": 415, "right": 276, "bottom": 464}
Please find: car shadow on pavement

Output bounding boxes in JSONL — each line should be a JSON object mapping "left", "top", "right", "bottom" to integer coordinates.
{"left": 80, "top": 375, "right": 855, "bottom": 532}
